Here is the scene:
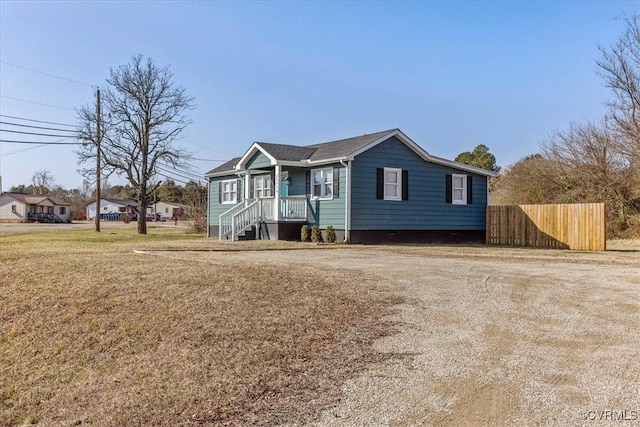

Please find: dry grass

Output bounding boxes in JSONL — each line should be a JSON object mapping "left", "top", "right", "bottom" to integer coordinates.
{"left": 0, "top": 229, "right": 400, "bottom": 426}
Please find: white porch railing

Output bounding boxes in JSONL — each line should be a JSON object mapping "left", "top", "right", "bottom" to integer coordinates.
{"left": 261, "top": 198, "right": 275, "bottom": 221}
{"left": 230, "top": 199, "right": 261, "bottom": 241}
{"left": 219, "top": 201, "right": 248, "bottom": 240}
{"left": 219, "top": 196, "right": 309, "bottom": 240}
{"left": 281, "top": 196, "right": 308, "bottom": 220}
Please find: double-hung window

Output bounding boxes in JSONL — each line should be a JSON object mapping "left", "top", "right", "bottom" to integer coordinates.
{"left": 253, "top": 175, "right": 273, "bottom": 198}
{"left": 11, "top": 205, "right": 16, "bottom": 213}
{"left": 452, "top": 174, "right": 467, "bottom": 205}
{"left": 312, "top": 168, "right": 333, "bottom": 199}
{"left": 384, "top": 168, "right": 402, "bottom": 201}
{"left": 221, "top": 179, "right": 238, "bottom": 204}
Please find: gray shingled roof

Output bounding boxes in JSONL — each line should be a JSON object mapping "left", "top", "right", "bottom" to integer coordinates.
{"left": 2, "top": 192, "right": 71, "bottom": 206}
{"left": 204, "top": 129, "right": 399, "bottom": 176}
{"left": 255, "top": 142, "right": 317, "bottom": 162}
{"left": 100, "top": 198, "right": 138, "bottom": 206}
{"left": 205, "top": 157, "right": 241, "bottom": 176}
{"left": 305, "top": 129, "right": 397, "bottom": 161}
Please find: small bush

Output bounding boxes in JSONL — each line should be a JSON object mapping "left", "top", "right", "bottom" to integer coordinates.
{"left": 310, "top": 225, "right": 323, "bottom": 243}
{"left": 325, "top": 225, "right": 336, "bottom": 243}
{"left": 301, "top": 224, "right": 310, "bottom": 242}
{"left": 121, "top": 213, "right": 131, "bottom": 224}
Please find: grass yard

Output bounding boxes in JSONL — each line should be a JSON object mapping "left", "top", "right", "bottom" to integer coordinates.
{"left": 0, "top": 228, "right": 399, "bottom": 426}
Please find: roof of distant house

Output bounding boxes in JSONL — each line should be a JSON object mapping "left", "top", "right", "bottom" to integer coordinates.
{"left": 1, "top": 192, "right": 71, "bottom": 205}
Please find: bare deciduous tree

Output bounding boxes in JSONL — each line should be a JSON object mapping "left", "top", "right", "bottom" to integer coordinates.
{"left": 597, "top": 13, "right": 640, "bottom": 162}
{"left": 181, "top": 180, "right": 207, "bottom": 234}
{"left": 489, "top": 154, "right": 565, "bottom": 205}
{"left": 543, "top": 120, "right": 638, "bottom": 229}
{"left": 77, "top": 55, "right": 194, "bottom": 234}
{"left": 31, "top": 169, "right": 56, "bottom": 196}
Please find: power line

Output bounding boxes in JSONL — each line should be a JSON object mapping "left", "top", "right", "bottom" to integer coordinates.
{"left": 0, "top": 114, "right": 75, "bottom": 127}
{"left": 0, "top": 129, "right": 76, "bottom": 138}
{"left": 155, "top": 171, "right": 191, "bottom": 186}
{"left": 2, "top": 143, "right": 49, "bottom": 156}
{"left": 0, "top": 139, "right": 80, "bottom": 145}
{"left": 158, "top": 162, "right": 203, "bottom": 179}
{"left": 192, "top": 157, "right": 230, "bottom": 162}
{"left": 186, "top": 138, "right": 233, "bottom": 157}
{"left": 0, "top": 95, "right": 76, "bottom": 111}
{"left": 0, "top": 121, "right": 76, "bottom": 132}
{"left": 0, "top": 60, "right": 95, "bottom": 87}
{"left": 156, "top": 165, "right": 202, "bottom": 182}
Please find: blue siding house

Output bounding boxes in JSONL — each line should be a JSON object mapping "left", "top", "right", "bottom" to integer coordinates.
{"left": 205, "top": 129, "right": 496, "bottom": 243}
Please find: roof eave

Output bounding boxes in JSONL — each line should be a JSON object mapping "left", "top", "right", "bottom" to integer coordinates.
{"left": 347, "top": 129, "right": 496, "bottom": 177}
{"left": 426, "top": 155, "right": 497, "bottom": 177}
{"left": 205, "top": 169, "right": 246, "bottom": 178}
{"left": 235, "top": 142, "right": 278, "bottom": 169}
{"left": 306, "top": 156, "right": 349, "bottom": 166}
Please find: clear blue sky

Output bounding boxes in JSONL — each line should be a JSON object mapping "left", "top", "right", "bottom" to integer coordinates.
{"left": 0, "top": 1, "right": 635, "bottom": 191}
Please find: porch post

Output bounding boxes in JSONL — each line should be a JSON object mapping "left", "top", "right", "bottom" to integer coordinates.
{"left": 244, "top": 171, "right": 251, "bottom": 204}
{"left": 274, "top": 164, "right": 281, "bottom": 221}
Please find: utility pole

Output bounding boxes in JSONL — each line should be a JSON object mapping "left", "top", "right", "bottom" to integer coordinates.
{"left": 95, "top": 88, "right": 102, "bottom": 232}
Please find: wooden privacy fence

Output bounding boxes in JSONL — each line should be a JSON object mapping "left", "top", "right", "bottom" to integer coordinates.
{"left": 486, "top": 203, "right": 606, "bottom": 251}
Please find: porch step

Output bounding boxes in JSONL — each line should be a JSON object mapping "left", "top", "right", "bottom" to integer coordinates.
{"left": 237, "top": 225, "right": 257, "bottom": 241}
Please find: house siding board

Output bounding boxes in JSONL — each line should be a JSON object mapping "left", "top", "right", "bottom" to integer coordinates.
{"left": 306, "top": 164, "right": 345, "bottom": 229}
{"left": 246, "top": 152, "right": 272, "bottom": 170}
{"left": 351, "top": 136, "right": 488, "bottom": 230}
{"left": 285, "top": 167, "right": 308, "bottom": 196}
{"left": 208, "top": 175, "right": 244, "bottom": 224}
{"left": 0, "top": 195, "right": 26, "bottom": 220}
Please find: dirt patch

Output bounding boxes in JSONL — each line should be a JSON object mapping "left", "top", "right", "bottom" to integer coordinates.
{"left": 188, "top": 244, "right": 639, "bottom": 426}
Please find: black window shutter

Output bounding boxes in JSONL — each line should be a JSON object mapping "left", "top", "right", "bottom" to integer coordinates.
{"left": 249, "top": 175, "right": 255, "bottom": 199}
{"left": 218, "top": 181, "right": 222, "bottom": 203}
{"left": 402, "top": 170, "right": 409, "bottom": 201}
{"left": 238, "top": 179, "right": 242, "bottom": 202}
{"left": 305, "top": 170, "right": 311, "bottom": 196}
{"left": 467, "top": 176, "right": 473, "bottom": 204}
{"left": 333, "top": 167, "right": 340, "bottom": 198}
{"left": 445, "top": 175, "right": 452, "bottom": 204}
{"left": 376, "top": 168, "right": 384, "bottom": 200}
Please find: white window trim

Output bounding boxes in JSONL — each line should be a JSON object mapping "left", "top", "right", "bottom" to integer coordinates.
{"left": 253, "top": 175, "right": 273, "bottom": 199}
{"left": 384, "top": 167, "right": 402, "bottom": 201}
{"left": 221, "top": 179, "right": 238, "bottom": 205}
{"left": 452, "top": 173, "right": 467, "bottom": 205}
{"left": 311, "top": 167, "right": 334, "bottom": 200}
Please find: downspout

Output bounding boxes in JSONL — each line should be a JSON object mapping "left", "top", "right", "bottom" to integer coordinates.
{"left": 340, "top": 160, "right": 350, "bottom": 243}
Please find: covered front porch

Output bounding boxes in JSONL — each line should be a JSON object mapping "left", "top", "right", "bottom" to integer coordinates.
{"left": 219, "top": 195, "right": 308, "bottom": 241}
{"left": 27, "top": 203, "right": 67, "bottom": 223}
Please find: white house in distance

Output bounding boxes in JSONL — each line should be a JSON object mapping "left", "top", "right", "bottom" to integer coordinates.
{"left": 86, "top": 198, "right": 138, "bottom": 220}
{"left": 0, "top": 192, "right": 71, "bottom": 223}
{"left": 150, "top": 201, "right": 185, "bottom": 220}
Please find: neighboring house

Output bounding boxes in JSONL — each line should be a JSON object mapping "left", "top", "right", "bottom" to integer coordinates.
{"left": 86, "top": 198, "right": 138, "bottom": 220}
{"left": 150, "top": 201, "right": 185, "bottom": 220}
{"left": 0, "top": 192, "right": 71, "bottom": 223}
{"left": 205, "top": 129, "right": 497, "bottom": 243}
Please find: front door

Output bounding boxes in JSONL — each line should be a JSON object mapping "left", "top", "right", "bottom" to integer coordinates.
{"left": 280, "top": 171, "right": 289, "bottom": 198}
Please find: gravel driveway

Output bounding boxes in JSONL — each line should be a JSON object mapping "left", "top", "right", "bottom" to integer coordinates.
{"left": 216, "top": 244, "right": 639, "bottom": 426}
